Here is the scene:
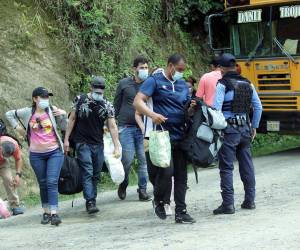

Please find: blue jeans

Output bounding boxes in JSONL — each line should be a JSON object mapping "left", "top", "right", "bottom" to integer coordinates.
{"left": 76, "top": 143, "right": 104, "bottom": 202}
{"left": 30, "top": 148, "right": 64, "bottom": 211}
{"left": 218, "top": 125, "right": 256, "bottom": 206}
{"left": 119, "top": 126, "right": 148, "bottom": 190}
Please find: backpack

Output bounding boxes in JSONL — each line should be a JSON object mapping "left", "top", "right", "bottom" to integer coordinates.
{"left": 58, "top": 155, "right": 83, "bottom": 195}
{"left": 0, "top": 119, "right": 7, "bottom": 136}
{"left": 0, "top": 119, "right": 23, "bottom": 148}
{"left": 181, "top": 100, "right": 227, "bottom": 183}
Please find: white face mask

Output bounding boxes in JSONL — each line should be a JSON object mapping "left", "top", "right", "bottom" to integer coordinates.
{"left": 38, "top": 99, "right": 50, "bottom": 110}
{"left": 92, "top": 92, "right": 104, "bottom": 102}
{"left": 172, "top": 70, "right": 184, "bottom": 81}
{"left": 138, "top": 69, "right": 149, "bottom": 81}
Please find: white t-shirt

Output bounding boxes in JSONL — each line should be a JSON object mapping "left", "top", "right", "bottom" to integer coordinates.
{"left": 144, "top": 98, "right": 153, "bottom": 138}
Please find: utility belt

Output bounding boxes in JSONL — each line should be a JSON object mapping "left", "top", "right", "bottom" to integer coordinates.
{"left": 226, "top": 115, "right": 247, "bottom": 127}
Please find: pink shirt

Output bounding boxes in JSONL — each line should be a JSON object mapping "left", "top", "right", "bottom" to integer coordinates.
{"left": 196, "top": 70, "right": 222, "bottom": 107}
{"left": 29, "top": 113, "right": 59, "bottom": 153}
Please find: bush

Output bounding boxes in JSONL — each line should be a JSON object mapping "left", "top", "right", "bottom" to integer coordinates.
{"left": 39, "top": 0, "right": 208, "bottom": 100}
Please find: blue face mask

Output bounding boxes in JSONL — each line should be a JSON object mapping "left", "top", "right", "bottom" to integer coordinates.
{"left": 92, "top": 92, "right": 104, "bottom": 102}
{"left": 38, "top": 99, "right": 50, "bottom": 110}
{"left": 172, "top": 69, "right": 184, "bottom": 81}
{"left": 138, "top": 69, "right": 149, "bottom": 81}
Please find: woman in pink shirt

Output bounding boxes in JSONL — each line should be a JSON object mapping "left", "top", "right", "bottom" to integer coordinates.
{"left": 6, "top": 87, "right": 67, "bottom": 226}
{"left": 196, "top": 58, "right": 222, "bottom": 107}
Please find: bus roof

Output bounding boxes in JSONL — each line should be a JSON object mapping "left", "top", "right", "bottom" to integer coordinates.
{"left": 225, "top": 0, "right": 300, "bottom": 10}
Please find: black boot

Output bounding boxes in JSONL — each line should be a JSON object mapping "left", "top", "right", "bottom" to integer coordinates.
{"left": 50, "top": 214, "right": 62, "bottom": 226}
{"left": 137, "top": 188, "right": 151, "bottom": 201}
{"left": 86, "top": 201, "right": 99, "bottom": 214}
{"left": 154, "top": 201, "right": 167, "bottom": 220}
{"left": 118, "top": 183, "right": 127, "bottom": 200}
{"left": 241, "top": 201, "right": 256, "bottom": 209}
{"left": 175, "top": 210, "right": 196, "bottom": 224}
{"left": 213, "top": 204, "right": 235, "bottom": 215}
{"left": 41, "top": 213, "right": 51, "bottom": 225}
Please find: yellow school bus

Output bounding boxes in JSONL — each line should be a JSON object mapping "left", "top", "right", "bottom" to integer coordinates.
{"left": 207, "top": 0, "right": 300, "bottom": 133}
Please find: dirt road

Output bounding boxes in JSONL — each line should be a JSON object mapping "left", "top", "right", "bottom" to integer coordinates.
{"left": 1, "top": 148, "right": 299, "bottom": 250}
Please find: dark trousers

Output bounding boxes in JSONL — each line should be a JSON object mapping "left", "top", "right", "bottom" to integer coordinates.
{"left": 147, "top": 142, "right": 187, "bottom": 213}
{"left": 146, "top": 152, "right": 172, "bottom": 204}
{"left": 76, "top": 143, "right": 104, "bottom": 202}
{"left": 218, "top": 125, "right": 256, "bottom": 206}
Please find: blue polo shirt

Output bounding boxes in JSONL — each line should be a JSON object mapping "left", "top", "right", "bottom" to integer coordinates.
{"left": 139, "top": 72, "right": 190, "bottom": 141}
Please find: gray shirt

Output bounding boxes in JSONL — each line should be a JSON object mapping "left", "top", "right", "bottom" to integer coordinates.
{"left": 114, "top": 77, "right": 141, "bottom": 126}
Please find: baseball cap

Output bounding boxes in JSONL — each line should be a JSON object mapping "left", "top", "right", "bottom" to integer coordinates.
{"left": 218, "top": 53, "right": 236, "bottom": 67}
{"left": 32, "top": 87, "right": 53, "bottom": 98}
{"left": 91, "top": 76, "right": 105, "bottom": 90}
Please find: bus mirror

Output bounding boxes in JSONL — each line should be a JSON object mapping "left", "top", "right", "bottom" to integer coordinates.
{"left": 204, "top": 16, "right": 209, "bottom": 33}
{"left": 207, "top": 14, "right": 231, "bottom": 52}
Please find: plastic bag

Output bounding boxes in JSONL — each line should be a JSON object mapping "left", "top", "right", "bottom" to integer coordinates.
{"left": 0, "top": 199, "right": 11, "bottom": 219}
{"left": 103, "top": 132, "right": 125, "bottom": 184}
{"left": 149, "top": 125, "right": 171, "bottom": 168}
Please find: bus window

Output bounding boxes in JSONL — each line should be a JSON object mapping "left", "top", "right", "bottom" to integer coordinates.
{"left": 231, "top": 22, "right": 270, "bottom": 57}
{"left": 273, "top": 18, "right": 300, "bottom": 55}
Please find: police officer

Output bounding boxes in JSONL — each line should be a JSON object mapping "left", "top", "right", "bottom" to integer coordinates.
{"left": 213, "top": 53, "right": 263, "bottom": 215}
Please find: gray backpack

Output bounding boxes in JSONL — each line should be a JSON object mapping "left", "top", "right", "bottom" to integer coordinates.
{"left": 181, "top": 101, "right": 227, "bottom": 182}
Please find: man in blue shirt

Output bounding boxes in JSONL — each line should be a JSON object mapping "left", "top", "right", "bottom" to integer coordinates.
{"left": 133, "top": 54, "right": 196, "bottom": 224}
{"left": 213, "top": 53, "right": 263, "bottom": 215}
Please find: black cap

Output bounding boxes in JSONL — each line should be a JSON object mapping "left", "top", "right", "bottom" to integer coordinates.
{"left": 210, "top": 56, "right": 221, "bottom": 67}
{"left": 218, "top": 53, "right": 236, "bottom": 67}
{"left": 32, "top": 87, "right": 53, "bottom": 98}
{"left": 91, "top": 76, "right": 105, "bottom": 89}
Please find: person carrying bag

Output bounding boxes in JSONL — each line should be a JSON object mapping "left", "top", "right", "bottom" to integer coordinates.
{"left": 133, "top": 54, "right": 196, "bottom": 224}
{"left": 149, "top": 125, "right": 171, "bottom": 168}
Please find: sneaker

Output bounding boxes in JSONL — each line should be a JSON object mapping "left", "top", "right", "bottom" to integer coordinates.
{"left": 213, "top": 204, "right": 235, "bottom": 215}
{"left": 164, "top": 204, "right": 172, "bottom": 216}
{"left": 86, "top": 201, "right": 99, "bottom": 214}
{"left": 175, "top": 210, "right": 196, "bottom": 224}
{"left": 118, "top": 183, "right": 127, "bottom": 200}
{"left": 51, "top": 214, "right": 62, "bottom": 226}
{"left": 12, "top": 206, "right": 24, "bottom": 216}
{"left": 41, "top": 213, "right": 51, "bottom": 225}
{"left": 241, "top": 201, "right": 256, "bottom": 210}
{"left": 154, "top": 202, "right": 167, "bottom": 220}
{"left": 137, "top": 189, "right": 151, "bottom": 201}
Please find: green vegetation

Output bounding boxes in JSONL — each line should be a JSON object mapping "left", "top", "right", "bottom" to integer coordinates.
{"left": 39, "top": 0, "right": 208, "bottom": 99}
{"left": 252, "top": 133, "right": 300, "bottom": 157}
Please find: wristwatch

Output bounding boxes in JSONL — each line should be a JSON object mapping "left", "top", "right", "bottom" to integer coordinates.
{"left": 16, "top": 172, "right": 22, "bottom": 178}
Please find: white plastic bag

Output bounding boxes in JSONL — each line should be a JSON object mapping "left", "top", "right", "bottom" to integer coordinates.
{"left": 149, "top": 125, "right": 171, "bottom": 168}
{"left": 0, "top": 199, "right": 11, "bottom": 219}
{"left": 103, "top": 132, "right": 125, "bottom": 184}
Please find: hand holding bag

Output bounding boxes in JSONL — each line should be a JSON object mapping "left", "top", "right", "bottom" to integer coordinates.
{"left": 103, "top": 131, "right": 125, "bottom": 184}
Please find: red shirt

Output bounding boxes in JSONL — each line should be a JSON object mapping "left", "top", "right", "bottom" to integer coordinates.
{"left": 0, "top": 136, "right": 21, "bottom": 166}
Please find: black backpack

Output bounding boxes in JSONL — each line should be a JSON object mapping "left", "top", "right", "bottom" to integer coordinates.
{"left": 181, "top": 101, "right": 226, "bottom": 183}
{"left": 0, "top": 119, "right": 7, "bottom": 136}
{"left": 0, "top": 119, "right": 23, "bottom": 148}
{"left": 58, "top": 155, "right": 83, "bottom": 195}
